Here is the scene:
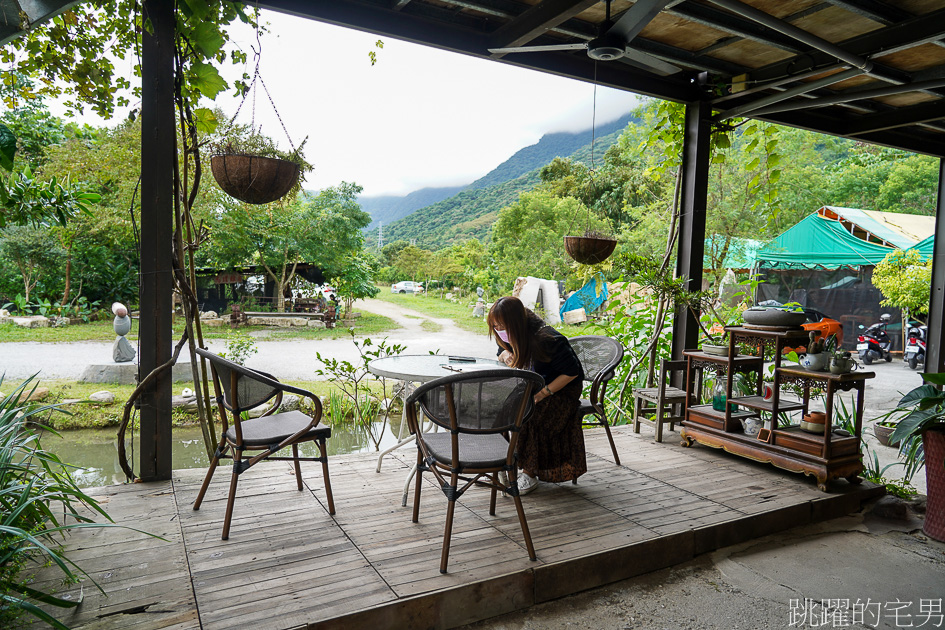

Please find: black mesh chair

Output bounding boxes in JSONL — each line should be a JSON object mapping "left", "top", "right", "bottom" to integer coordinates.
{"left": 406, "top": 368, "right": 544, "bottom": 574}
{"left": 193, "top": 348, "right": 335, "bottom": 539}
{"left": 569, "top": 335, "right": 625, "bottom": 465}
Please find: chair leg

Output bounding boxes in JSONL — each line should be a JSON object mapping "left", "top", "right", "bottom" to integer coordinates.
{"left": 193, "top": 448, "right": 222, "bottom": 511}
{"left": 601, "top": 415, "right": 621, "bottom": 466}
{"left": 440, "top": 494, "right": 457, "bottom": 574}
{"left": 655, "top": 404, "right": 664, "bottom": 443}
{"left": 412, "top": 450, "right": 424, "bottom": 524}
{"left": 511, "top": 493, "right": 537, "bottom": 561}
{"left": 632, "top": 397, "right": 642, "bottom": 433}
{"left": 489, "top": 472, "right": 498, "bottom": 516}
{"left": 317, "top": 439, "right": 335, "bottom": 515}
{"left": 292, "top": 444, "right": 303, "bottom": 491}
{"left": 221, "top": 456, "right": 242, "bottom": 541}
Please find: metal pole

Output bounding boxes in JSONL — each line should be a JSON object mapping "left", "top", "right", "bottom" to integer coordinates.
{"left": 926, "top": 158, "right": 945, "bottom": 375}
{"left": 139, "top": 0, "right": 175, "bottom": 481}
{"left": 672, "top": 75, "right": 711, "bottom": 360}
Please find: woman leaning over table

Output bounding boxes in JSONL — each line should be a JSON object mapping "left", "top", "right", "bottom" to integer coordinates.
{"left": 487, "top": 296, "right": 586, "bottom": 495}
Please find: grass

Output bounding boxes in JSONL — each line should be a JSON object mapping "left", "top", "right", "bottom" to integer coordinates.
{"left": 374, "top": 288, "right": 489, "bottom": 335}
{"left": 420, "top": 320, "right": 443, "bottom": 332}
{"left": 0, "top": 311, "right": 398, "bottom": 343}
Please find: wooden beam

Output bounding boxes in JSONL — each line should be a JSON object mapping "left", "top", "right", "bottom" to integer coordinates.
{"left": 139, "top": 0, "right": 175, "bottom": 482}
{"left": 672, "top": 77, "right": 711, "bottom": 360}
{"left": 928, "top": 158, "right": 945, "bottom": 375}
{"left": 488, "top": 0, "right": 597, "bottom": 51}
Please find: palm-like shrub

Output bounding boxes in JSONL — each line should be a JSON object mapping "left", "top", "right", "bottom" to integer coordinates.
{"left": 0, "top": 376, "right": 112, "bottom": 629}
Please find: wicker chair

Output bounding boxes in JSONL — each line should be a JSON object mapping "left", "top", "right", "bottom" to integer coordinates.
{"left": 632, "top": 358, "right": 692, "bottom": 442}
{"left": 407, "top": 368, "right": 544, "bottom": 574}
{"left": 192, "top": 348, "right": 335, "bottom": 539}
{"left": 569, "top": 335, "right": 625, "bottom": 465}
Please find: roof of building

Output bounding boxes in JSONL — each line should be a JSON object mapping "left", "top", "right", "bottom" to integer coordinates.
{"left": 817, "top": 206, "right": 936, "bottom": 249}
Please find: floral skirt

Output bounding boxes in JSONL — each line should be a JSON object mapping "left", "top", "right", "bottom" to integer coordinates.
{"left": 517, "top": 379, "right": 586, "bottom": 483}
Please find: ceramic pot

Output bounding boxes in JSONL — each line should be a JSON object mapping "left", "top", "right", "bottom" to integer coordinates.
{"left": 829, "top": 356, "right": 858, "bottom": 374}
{"left": 740, "top": 416, "right": 764, "bottom": 436}
{"left": 873, "top": 422, "right": 900, "bottom": 448}
{"left": 741, "top": 307, "right": 807, "bottom": 327}
{"left": 798, "top": 352, "right": 829, "bottom": 371}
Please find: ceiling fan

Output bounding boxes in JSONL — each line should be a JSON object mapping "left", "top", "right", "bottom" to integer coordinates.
{"left": 488, "top": 0, "right": 680, "bottom": 75}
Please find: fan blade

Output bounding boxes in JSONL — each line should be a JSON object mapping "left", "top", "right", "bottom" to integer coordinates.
{"left": 608, "top": 0, "right": 676, "bottom": 42}
{"left": 488, "top": 43, "right": 588, "bottom": 54}
{"left": 620, "top": 47, "right": 682, "bottom": 76}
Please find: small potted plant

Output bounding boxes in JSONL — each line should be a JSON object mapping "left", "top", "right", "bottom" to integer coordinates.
{"left": 564, "top": 229, "right": 617, "bottom": 265}
{"left": 873, "top": 419, "right": 900, "bottom": 447}
{"left": 828, "top": 349, "right": 857, "bottom": 374}
{"left": 888, "top": 373, "right": 945, "bottom": 542}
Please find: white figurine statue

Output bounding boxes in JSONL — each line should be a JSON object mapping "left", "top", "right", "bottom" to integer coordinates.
{"left": 112, "top": 302, "right": 136, "bottom": 363}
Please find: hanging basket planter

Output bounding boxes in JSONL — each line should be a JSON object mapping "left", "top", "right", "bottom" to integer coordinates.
{"left": 564, "top": 234, "right": 617, "bottom": 265}
{"left": 210, "top": 153, "right": 301, "bottom": 205}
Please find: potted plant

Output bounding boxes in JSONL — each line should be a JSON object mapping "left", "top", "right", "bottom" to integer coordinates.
{"left": 210, "top": 134, "right": 313, "bottom": 205}
{"left": 873, "top": 419, "right": 900, "bottom": 448}
{"left": 828, "top": 349, "right": 857, "bottom": 374}
{"left": 564, "top": 229, "right": 617, "bottom": 265}
{"left": 889, "top": 373, "right": 945, "bottom": 542}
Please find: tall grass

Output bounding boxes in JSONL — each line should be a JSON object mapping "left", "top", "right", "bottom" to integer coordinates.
{"left": 0, "top": 375, "right": 116, "bottom": 629}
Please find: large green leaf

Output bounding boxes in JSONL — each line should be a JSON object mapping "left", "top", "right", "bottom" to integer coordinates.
{"left": 193, "top": 107, "right": 219, "bottom": 134}
{"left": 897, "top": 383, "right": 943, "bottom": 408}
{"left": 191, "top": 62, "right": 227, "bottom": 100}
{"left": 0, "top": 123, "right": 17, "bottom": 171}
{"left": 191, "top": 22, "right": 225, "bottom": 58}
{"left": 889, "top": 405, "right": 945, "bottom": 444}
{"left": 922, "top": 373, "right": 945, "bottom": 386}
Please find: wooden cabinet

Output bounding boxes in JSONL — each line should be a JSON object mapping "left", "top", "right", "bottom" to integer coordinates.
{"left": 681, "top": 326, "right": 873, "bottom": 491}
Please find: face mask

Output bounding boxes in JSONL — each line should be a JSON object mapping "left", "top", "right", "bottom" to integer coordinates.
{"left": 496, "top": 329, "right": 510, "bottom": 343}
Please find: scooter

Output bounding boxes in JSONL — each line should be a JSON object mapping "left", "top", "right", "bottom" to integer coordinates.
{"left": 903, "top": 321, "right": 927, "bottom": 370}
{"left": 857, "top": 314, "right": 893, "bottom": 365}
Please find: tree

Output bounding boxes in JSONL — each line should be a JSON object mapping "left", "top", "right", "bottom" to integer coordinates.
{"left": 0, "top": 226, "right": 64, "bottom": 303}
{"left": 331, "top": 251, "right": 381, "bottom": 315}
{"left": 392, "top": 245, "right": 433, "bottom": 281}
{"left": 873, "top": 249, "right": 932, "bottom": 320}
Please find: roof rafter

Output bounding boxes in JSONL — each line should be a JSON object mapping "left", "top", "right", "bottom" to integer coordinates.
{"left": 847, "top": 100, "right": 945, "bottom": 135}
{"left": 488, "top": 0, "right": 598, "bottom": 52}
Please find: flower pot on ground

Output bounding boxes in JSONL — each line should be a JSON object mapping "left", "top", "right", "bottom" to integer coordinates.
{"left": 889, "top": 373, "right": 945, "bottom": 542}
{"left": 873, "top": 420, "right": 900, "bottom": 448}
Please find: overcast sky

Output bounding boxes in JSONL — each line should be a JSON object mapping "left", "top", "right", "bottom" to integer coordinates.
{"left": 58, "top": 9, "right": 642, "bottom": 197}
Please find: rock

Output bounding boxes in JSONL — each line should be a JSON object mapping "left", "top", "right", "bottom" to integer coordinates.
{"left": 280, "top": 394, "right": 300, "bottom": 412}
{"left": 4, "top": 386, "right": 51, "bottom": 404}
{"left": 445, "top": 292, "right": 453, "bottom": 300}
{"left": 52, "top": 317, "right": 70, "bottom": 327}
{"left": 202, "top": 311, "right": 218, "bottom": 319}
{"left": 12, "top": 316, "right": 49, "bottom": 328}
{"left": 89, "top": 390, "right": 116, "bottom": 404}
{"left": 0, "top": 308, "right": 9, "bottom": 318}
{"left": 172, "top": 395, "right": 198, "bottom": 411}
{"left": 80, "top": 363, "right": 194, "bottom": 385}
{"left": 201, "top": 318, "right": 226, "bottom": 327}
{"left": 871, "top": 495, "right": 909, "bottom": 520}
{"left": 306, "top": 319, "right": 326, "bottom": 328}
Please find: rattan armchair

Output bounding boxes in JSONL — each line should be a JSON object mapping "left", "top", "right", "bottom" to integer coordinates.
{"left": 193, "top": 348, "right": 335, "bottom": 539}
{"left": 406, "top": 368, "right": 544, "bottom": 573}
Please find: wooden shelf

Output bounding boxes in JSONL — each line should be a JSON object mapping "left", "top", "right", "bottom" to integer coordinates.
{"left": 682, "top": 351, "right": 763, "bottom": 366}
{"left": 729, "top": 395, "right": 804, "bottom": 413}
{"left": 688, "top": 404, "right": 756, "bottom": 421}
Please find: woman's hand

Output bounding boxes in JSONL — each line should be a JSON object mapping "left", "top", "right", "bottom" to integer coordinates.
{"left": 499, "top": 350, "right": 514, "bottom": 366}
{"left": 533, "top": 385, "right": 553, "bottom": 405}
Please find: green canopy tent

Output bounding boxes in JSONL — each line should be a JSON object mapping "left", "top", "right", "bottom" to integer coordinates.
{"left": 910, "top": 235, "right": 936, "bottom": 260}
{"left": 756, "top": 213, "right": 898, "bottom": 269}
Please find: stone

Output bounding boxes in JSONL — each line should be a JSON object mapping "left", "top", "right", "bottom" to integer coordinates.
{"left": 280, "top": 394, "right": 300, "bottom": 412}
{"left": 202, "top": 311, "right": 218, "bottom": 319}
{"left": 0, "top": 308, "right": 9, "bottom": 318}
{"left": 306, "top": 319, "right": 326, "bottom": 328}
{"left": 445, "top": 292, "right": 453, "bottom": 300}
{"left": 113, "top": 335, "right": 136, "bottom": 362}
{"left": 80, "top": 363, "right": 194, "bottom": 385}
{"left": 472, "top": 301, "right": 485, "bottom": 318}
{"left": 89, "top": 390, "right": 116, "bottom": 404}
{"left": 172, "top": 395, "right": 199, "bottom": 411}
{"left": 3, "top": 386, "right": 51, "bottom": 404}
{"left": 12, "top": 316, "right": 49, "bottom": 328}
{"left": 201, "top": 318, "right": 226, "bottom": 327}
{"left": 871, "top": 495, "right": 909, "bottom": 520}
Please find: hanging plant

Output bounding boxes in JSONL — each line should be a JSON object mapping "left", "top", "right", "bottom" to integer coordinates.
{"left": 563, "top": 73, "right": 617, "bottom": 266}
{"left": 210, "top": 134, "right": 312, "bottom": 205}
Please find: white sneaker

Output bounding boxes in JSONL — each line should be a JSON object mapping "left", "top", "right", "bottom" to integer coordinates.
{"left": 498, "top": 470, "right": 509, "bottom": 489}
{"left": 517, "top": 473, "right": 538, "bottom": 495}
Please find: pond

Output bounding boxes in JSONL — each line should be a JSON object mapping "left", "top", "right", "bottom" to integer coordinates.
{"left": 44, "top": 418, "right": 406, "bottom": 489}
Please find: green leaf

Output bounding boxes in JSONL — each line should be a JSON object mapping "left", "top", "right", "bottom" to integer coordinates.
{"left": 0, "top": 122, "right": 16, "bottom": 171}
{"left": 191, "top": 62, "right": 227, "bottom": 100}
{"left": 922, "top": 373, "right": 945, "bottom": 386}
{"left": 746, "top": 157, "right": 760, "bottom": 171}
{"left": 898, "top": 384, "right": 944, "bottom": 408}
{"left": 193, "top": 107, "right": 219, "bottom": 134}
{"left": 191, "top": 22, "right": 225, "bottom": 58}
{"left": 180, "top": 0, "right": 211, "bottom": 20}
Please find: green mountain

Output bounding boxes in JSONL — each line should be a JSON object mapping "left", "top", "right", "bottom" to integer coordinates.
{"left": 370, "top": 117, "right": 634, "bottom": 250}
{"left": 359, "top": 185, "right": 465, "bottom": 233}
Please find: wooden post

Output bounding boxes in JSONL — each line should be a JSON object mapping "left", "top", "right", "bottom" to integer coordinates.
{"left": 139, "top": 0, "right": 175, "bottom": 481}
{"left": 672, "top": 75, "right": 711, "bottom": 360}
{"left": 927, "top": 158, "right": 945, "bottom": 375}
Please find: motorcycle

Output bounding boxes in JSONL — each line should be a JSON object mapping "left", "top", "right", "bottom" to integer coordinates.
{"left": 857, "top": 314, "right": 893, "bottom": 365}
{"left": 903, "top": 321, "right": 927, "bottom": 370}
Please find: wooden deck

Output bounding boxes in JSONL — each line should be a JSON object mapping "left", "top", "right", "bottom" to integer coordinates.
{"left": 39, "top": 426, "right": 882, "bottom": 630}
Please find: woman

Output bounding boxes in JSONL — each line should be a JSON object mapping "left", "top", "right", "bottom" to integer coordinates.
{"left": 488, "top": 296, "right": 586, "bottom": 494}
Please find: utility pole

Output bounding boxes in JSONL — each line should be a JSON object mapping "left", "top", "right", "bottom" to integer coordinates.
{"left": 377, "top": 222, "right": 383, "bottom": 249}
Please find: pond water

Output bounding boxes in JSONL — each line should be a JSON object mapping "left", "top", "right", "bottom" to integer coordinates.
{"left": 44, "top": 418, "right": 406, "bottom": 489}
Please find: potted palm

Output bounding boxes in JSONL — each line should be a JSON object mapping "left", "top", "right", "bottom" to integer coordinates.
{"left": 889, "top": 373, "right": 945, "bottom": 542}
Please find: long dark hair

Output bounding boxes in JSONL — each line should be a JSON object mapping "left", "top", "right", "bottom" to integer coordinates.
{"left": 487, "top": 296, "right": 551, "bottom": 369}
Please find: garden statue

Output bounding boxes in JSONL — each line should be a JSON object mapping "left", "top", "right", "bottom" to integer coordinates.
{"left": 112, "top": 302, "right": 136, "bottom": 363}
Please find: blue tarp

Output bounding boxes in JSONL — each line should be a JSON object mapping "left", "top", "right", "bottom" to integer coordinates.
{"left": 560, "top": 273, "right": 608, "bottom": 316}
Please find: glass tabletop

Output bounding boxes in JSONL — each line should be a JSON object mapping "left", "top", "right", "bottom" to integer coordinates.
{"left": 368, "top": 354, "right": 505, "bottom": 382}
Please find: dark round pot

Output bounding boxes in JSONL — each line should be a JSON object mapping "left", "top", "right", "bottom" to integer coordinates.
{"left": 923, "top": 428, "right": 945, "bottom": 542}
{"left": 873, "top": 422, "right": 900, "bottom": 448}
{"left": 741, "top": 307, "right": 807, "bottom": 327}
{"left": 564, "top": 235, "right": 617, "bottom": 265}
{"left": 210, "top": 154, "right": 300, "bottom": 205}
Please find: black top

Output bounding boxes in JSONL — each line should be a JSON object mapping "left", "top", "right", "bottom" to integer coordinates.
{"left": 497, "top": 325, "right": 584, "bottom": 384}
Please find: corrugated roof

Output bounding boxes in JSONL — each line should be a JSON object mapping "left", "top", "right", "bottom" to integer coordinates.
{"left": 818, "top": 206, "right": 935, "bottom": 248}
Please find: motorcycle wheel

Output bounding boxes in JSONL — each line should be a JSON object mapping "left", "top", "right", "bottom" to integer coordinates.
{"left": 885, "top": 352, "right": 892, "bottom": 363}
{"left": 863, "top": 354, "right": 873, "bottom": 365}
{"left": 909, "top": 357, "right": 918, "bottom": 370}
